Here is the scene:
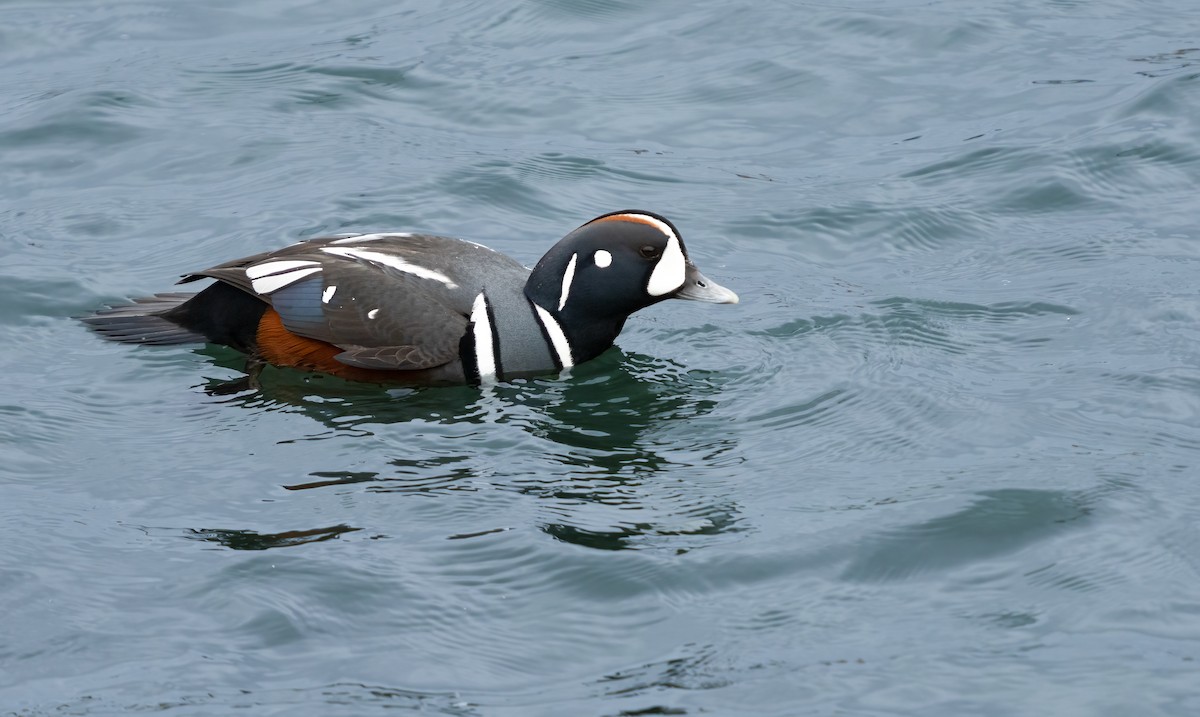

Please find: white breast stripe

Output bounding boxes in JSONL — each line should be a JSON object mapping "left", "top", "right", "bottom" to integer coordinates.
{"left": 558, "top": 253, "right": 577, "bottom": 311}
{"left": 320, "top": 246, "right": 458, "bottom": 288}
{"left": 533, "top": 304, "right": 574, "bottom": 370}
{"left": 250, "top": 267, "right": 322, "bottom": 295}
{"left": 245, "top": 260, "right": 320, "bottom": 279}
{"left": 470, "top": 292, "right": 497, "bottom": 384}
{"left": 646, "top": 231, "right": 686, "bottom": 297}
{"left": 322, "top": 285, "right": 337, "bottom": 303}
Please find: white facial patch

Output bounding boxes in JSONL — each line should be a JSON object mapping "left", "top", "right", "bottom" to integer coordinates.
{"left": 367, "top": 308, "right": 379, "bottom": 320}
{"left": 320, "top": 246, "right": 458, "bottom": 288}
{"left": 322, "top": 285, "right": 337, "bottom": 304}
{"left": 558, "top": 253, "right": 577, "bottom": 312}
{"left": 470, "top": 292, "right": 497, "bottom": 384}
{"left": 646, "top": 231, "right": 686, "bottom": 296}
{"left": 594, "top": 249, "right": 612, "bottom": 268}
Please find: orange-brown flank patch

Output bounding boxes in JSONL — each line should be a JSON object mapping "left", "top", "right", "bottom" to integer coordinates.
{"left": 255, "top": 308, "right": 400, "bottom": 382}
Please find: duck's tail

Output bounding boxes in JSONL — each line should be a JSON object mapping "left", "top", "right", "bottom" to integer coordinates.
{"left": 81, "top": 293, "right": 207, "bottom": 345}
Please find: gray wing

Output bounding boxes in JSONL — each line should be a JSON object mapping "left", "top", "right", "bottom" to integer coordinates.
{"left": 271, "top": 265, "right": 468, "bottom": 371}
{"left": 181, "top": 235, "right": 481, "bottom": 371}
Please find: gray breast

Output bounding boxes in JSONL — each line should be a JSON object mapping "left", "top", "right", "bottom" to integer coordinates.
{"left": 476, "top": 284, "right": 565, "bottom": 382}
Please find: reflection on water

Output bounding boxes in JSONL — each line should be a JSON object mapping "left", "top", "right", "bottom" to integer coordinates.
{"left": 187, "top": 524, "right": 361, "bottom": 550}
{"left": 188, "top": 345, "right": 743, "bottom": 552}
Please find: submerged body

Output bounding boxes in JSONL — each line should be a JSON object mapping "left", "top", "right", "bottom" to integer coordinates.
{"left": 85, "top": 211, "right": 738, "bottom": 386}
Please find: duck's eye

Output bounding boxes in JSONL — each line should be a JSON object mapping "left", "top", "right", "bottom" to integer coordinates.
{"left": 638, "top": 245, "right": 661, "bottom": 260}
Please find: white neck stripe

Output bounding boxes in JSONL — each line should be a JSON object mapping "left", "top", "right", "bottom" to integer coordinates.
{"left": 470, "top": 292, "right": 497, "bottom": 384}
{"left": 533, "top": 304, "right": 574, "bottom": 370}
{"left": 558, "top": 252, "right": 577, "bottom": 311}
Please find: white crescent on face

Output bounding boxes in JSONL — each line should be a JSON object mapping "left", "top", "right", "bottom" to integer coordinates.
{"left": 645, "top": 222, "right": 686, "bottom": 297}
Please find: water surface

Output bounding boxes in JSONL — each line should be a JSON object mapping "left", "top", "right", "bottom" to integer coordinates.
{"left": 3, "top": 1, "right": 1200, "bottom": 715}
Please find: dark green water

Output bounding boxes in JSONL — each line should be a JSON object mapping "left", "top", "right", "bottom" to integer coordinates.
{"left": 3, "top": 1, "right": 1200, "bottom": 715}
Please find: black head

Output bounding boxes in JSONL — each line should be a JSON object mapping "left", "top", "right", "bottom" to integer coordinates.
{"left": 526, "top": 210, "right": 738, "bottom": 363}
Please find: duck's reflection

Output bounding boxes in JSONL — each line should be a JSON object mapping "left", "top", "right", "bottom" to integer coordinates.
{"left": 186, "top": 524, "right": 361, "bottom": 550}
{"left": 190, "top": 345, "right": 742, "bottom": 551}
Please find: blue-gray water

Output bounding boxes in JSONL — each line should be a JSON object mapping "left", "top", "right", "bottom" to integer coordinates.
{"left": 3, "top": 1, "right": 1199, "bottom": 715}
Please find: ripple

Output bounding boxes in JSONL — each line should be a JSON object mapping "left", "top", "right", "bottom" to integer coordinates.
{"left": 1066, "top": 139, "right": 1200, "bottom": 201}
{"left": 8, "top": 682, "right": 479, "bottom": 716}
{"left": 376, "top": 531, "right": 675, "bottom": 681}
{"left": 901, "top": 145, "right": 1040, "bottom": 183}
{"left": 1129, "top": 47, "right": 1200, "bottom": 78}
{"left": 840, "top": 488, "right": 1095, "bottom": 582}
{"left": 530, "top": 0, "right": 639, "bottom": 21}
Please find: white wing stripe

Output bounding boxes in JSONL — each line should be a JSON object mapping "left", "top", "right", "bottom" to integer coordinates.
{"left": 245, "top": 260, "right": 320, "bottom": 279}
{"left": 320, "top": 247, "right": 458, "bottom": 288}
{"left": 250, "top": 267, "right": 322, "bottom": 295}
{"left": 329, "top": 233, "right": 411, "bottom": 245}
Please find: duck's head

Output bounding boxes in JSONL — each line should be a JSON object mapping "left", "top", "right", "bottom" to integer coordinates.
{"left": 525, "top": 210, "right": 738, "bottom": 361}
{"left": 528, "top": 210, "right": 738, "bottom": 312}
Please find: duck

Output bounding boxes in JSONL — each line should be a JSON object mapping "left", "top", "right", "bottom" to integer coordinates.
{"left": 83, "top": 210, "right": 738, "bottom": 386}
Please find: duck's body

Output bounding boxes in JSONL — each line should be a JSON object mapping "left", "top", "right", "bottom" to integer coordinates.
{"left": 84, "top": 211, "right": 738, "bottom": 386}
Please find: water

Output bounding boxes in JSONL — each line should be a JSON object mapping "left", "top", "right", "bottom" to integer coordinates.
{"left": 3, "top": 0, "right": 1199, "bottom": 714}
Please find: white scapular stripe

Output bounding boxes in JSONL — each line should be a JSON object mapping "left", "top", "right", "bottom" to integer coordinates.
{"left": 470, "top": 292, "right": 497, "bottom": 384}
{"left": 251, "top": 267, "right": 322, "bottom": 295}
{"left": 245, "top": 260, "right": 320, "bottom": 279}
{"left": 646, "top": 230, "right": 686, "bottom": 296}
{"left": 329, "top": 232, "right": 410, "bottom": 245}
{"left": 322, "top": 285, "right": 337, "bottom": 303}
{"left": 594, "top": 249, "right": 612, "bottom": 268}
{"left": 320, "top": 246, "right": 458, "bottom": 288}
{"left": 534, "top": 304, "right": 574, "bottom": 370}
{"left": 558, "top": 253, "right": 577, "bottom": 311}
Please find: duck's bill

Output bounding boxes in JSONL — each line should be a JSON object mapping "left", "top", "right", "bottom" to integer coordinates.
{"left": 674, "top": 263, "right": 739, "bottom": 304}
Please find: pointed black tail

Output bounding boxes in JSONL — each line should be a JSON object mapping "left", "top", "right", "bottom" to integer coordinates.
{"left": 81, "top": 293, "right": 207, "bottom": 345}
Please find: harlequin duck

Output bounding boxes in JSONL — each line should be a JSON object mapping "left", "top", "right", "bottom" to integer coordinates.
{"left": 84, "top": 210, "right": 738, "bottom": 386}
